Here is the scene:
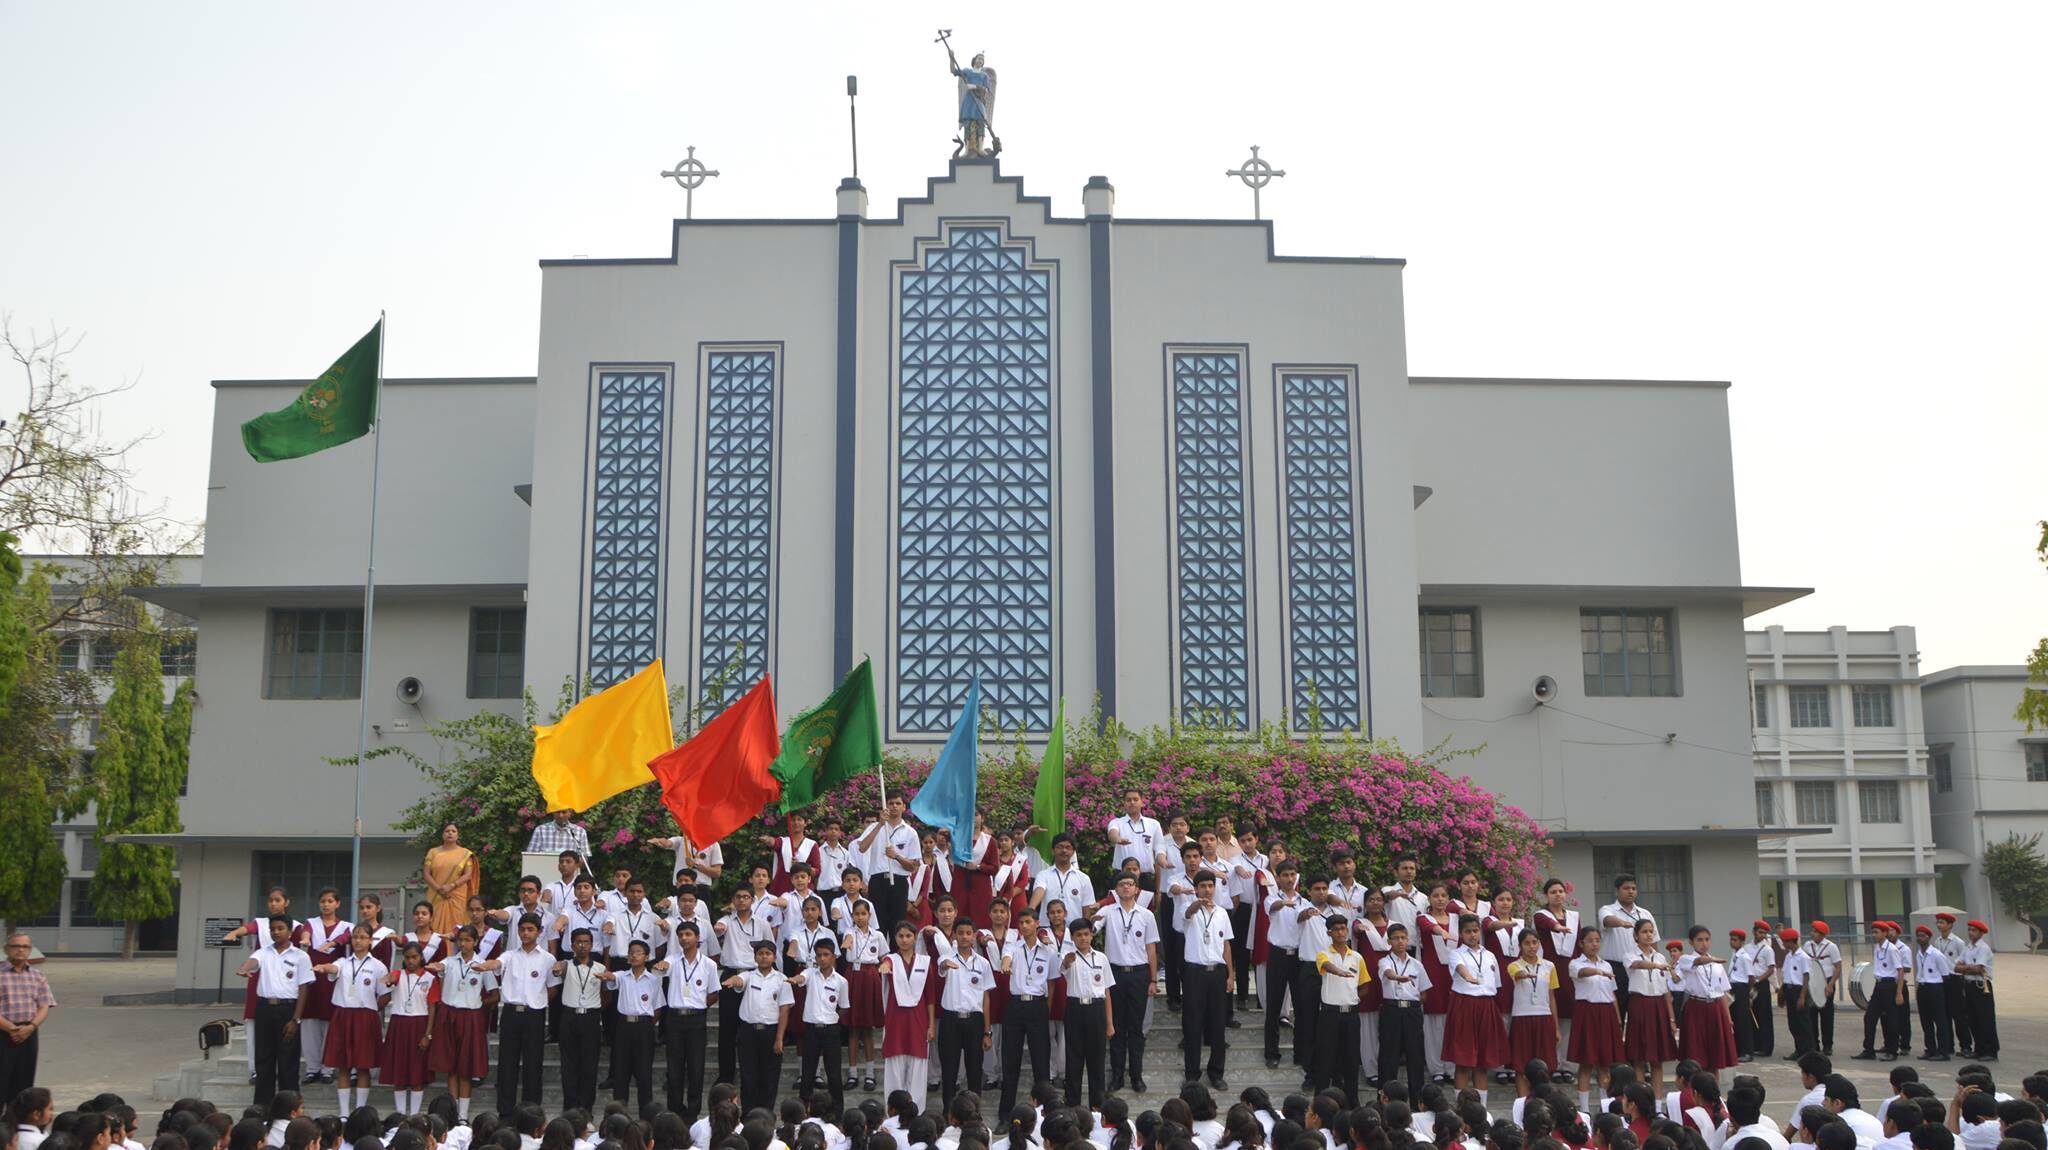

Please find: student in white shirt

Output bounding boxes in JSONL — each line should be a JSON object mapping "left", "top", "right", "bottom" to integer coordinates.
{"left": 1030, "top": 834, "right": 1097, "bottom": 926}
{"left": 1954, "top": 921, "right": 1997, "bottom": 1059}
{"left": 722, "top": 939, "right": 795, "bottom": 1115}
{"left": 1598, "top": 874, "right": 1656, "bottom": 1018}
{"left": 1377, "top": 922, "right": 1431, "bottom": 1096}
{"left": 1722, "top": 1087, "right": 1792, "bottom": 1150}
{"left": 1675, "top": 925, "right": 1739, "bottom": 1074}
{"left": 1505, "top": 928, "right": 1560, "bottom": 1097}
{"left": 1821, "top": 1076, "right": 1884, "bottom": 1150}
{"left": 1106, "top": 790, "right": 1164, "bottom": 879}
{"left": 1443, "top": 913, "right": 1506, "bottom": 1091}
{"left": 793, "top": 936, "right": 852, "bottom": 1114}
{"left": 311, "top": 923, "right": 390, "bottom": 1114}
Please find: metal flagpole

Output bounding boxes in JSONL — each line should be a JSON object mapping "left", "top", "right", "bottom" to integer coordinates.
{"left": 348, "top": 312, "right": 389, "bottom": 905}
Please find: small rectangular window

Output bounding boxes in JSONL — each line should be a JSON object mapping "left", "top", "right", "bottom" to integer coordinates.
{"left": 1859, "top": 780, "right": 1902, "bottom": 824}
{"left": 265, "top": 609, "right": 364, "bottom": 700}
{"left": 55, "top": 636, "right": 82, "bottom": 671}
{"left": 2027, "top": 744, "right": 2048, "bottom": 784}
{"left": 89, "top": 638, "right": 117, "bottom": 674}
{"left": 1753, "top": 684, "right": 1770, "bottom": 729}
{"left": 1933, "top": 751, "right": 1953, "bottom": 794}
{"left": 1756, "top": 780, "right": 1777, "bottom": 826}
{"left": 1788, "top": 685, "right": 1831, "bottom": 728}
{"left": 1417, "top": 607, "right": 1483, "bottom": 698}
{"left": 160, "top": 637, "right": 197, "bottom": 678}
{"left": 1578, "top": 608, "right": 1679, "bottom": 697}
{"left": 468, "top": 607, "right": 527, "bottom": 700}
{"left": 1795, "top": 780, "right": 1837, "bottom": 825}
{"left": 1852, "top": 685, "right": 1895, "bottom": 727}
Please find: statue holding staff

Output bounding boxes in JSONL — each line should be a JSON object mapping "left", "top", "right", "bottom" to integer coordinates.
{"left": 938, "top": 30, "right": 1000, "bottom": 157}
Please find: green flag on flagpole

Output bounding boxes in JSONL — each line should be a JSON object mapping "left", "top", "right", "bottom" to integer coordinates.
{"left": 1027, "top": 698, "right": 1067, "bottom": 859}
{"left": 240, "top": 321, "right": 382, "bottom": 462}
{"left": 771, "top": 657, "right": 884, "bottom": 813}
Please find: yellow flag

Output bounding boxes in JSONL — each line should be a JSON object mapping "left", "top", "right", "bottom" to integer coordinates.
{"left": 531, "top": 661, "right": 674, "bottom": 813}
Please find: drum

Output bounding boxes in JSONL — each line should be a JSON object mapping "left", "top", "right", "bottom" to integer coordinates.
{"left": 1848, "top": 960, "right": 1875, "bottom": 1009}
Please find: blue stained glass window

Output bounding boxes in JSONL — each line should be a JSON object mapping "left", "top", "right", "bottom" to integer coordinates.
{"left": 1170, "top": 352, "right": 1251, "bottom": 724}
{"left": 895, "top": 225, "right": 1055, "bottom": 733}
{"left": 699, "top": 351, "right": 777, "bottom": 708}
{"left": 1280, "top": 372, "right": 1363, "bottom": 730}
{"left": 587, "top": 371, "right": 667, "bottom": 689}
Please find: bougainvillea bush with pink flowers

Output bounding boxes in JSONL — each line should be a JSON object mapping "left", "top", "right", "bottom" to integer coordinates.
{"left": 395, "top": 691, "right": 1553, "bottom": 904}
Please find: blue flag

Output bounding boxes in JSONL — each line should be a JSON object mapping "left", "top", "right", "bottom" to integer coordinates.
{"left": 910, "top": 676, "right": 980, "bottom": 864}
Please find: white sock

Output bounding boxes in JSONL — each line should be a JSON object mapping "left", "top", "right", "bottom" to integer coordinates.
{"left": 338, "top": 1086, "right": 354, "bottom": 1112}
{"left": 394, "top": 1090, "right": 408, "bottom": 1116}
{"left": 456, "top": 1097, "right": 471, "bottom": 1121}
{"left": 1579, "top": 1091, "right": 1591, "bottom": 1114}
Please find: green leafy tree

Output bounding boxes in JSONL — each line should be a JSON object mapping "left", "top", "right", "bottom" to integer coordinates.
{"left": 2019, "top": 521, "right": 2048, "bottom": 733}
{"left": 89, "top": 624, "right": 178, "bottom": 957}
{"left": 1982, "top": 830, "right": 2048, "bottom": 953}
{"left": 0, "top": 562, "right": 83, "bottom": 930}
{"left": 164, "top": 677, "right": 196, "bottom": 796}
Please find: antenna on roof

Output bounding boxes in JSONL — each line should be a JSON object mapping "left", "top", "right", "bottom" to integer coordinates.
{"left": 847, "top": 75, "right": 861, "bottom": 180}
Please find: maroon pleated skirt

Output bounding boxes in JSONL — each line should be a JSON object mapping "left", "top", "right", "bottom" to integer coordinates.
{"left": 844, "top": 966, "right": 884, "bottom": 1028}
{"left": 323, "top": 1006, "right": 383, "bottom": 1068}
{"left": 1509, "top": 1014, "right": 1561, "bottom": 1072}
{"left": 1442, "top": 992, "right": 1508, "bottom": 1067}
{"left": 1568, "top": 1000, "right": 1624, "bottom": 1067}
{"left": 380, "top": 1014, "right": 432, "bottom": 1087}
{"left": 1623, "top": 994, "right": 1680, "bottom": 1064}
{"left": 429, "top": 1004, "right": 490, "bottom": 1078}
{"left": 1679, "top": 996, "right": 1738, "bottom": 1071}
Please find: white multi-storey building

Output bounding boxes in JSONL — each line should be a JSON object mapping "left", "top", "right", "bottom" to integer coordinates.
{"left": 1923, "top": 664, "right": 2048, "bottom": 950}
{"left": 1747, "top": 625, "right": 1939, "bottom": 933}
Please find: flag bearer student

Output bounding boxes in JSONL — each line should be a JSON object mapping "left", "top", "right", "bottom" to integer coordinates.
{"left": 935, "top": 919, "right": 995, "bottom": 1109}
{"left": 723, "top": 938, "right": 795, "bottom": 1115}
{"left": 378, "top": 942, "right": 437, "bottom": 1117}
{"left": 1099, "top": 870, "right": 1161, "bottom": 1095}
{"left": 998, "top": 905, "right": 1056, "bottom": 1117}
{"left": 1180, "top": 869, "right": 1236, "bottom": 1092}
{"left": 1311, "top": 916, "right": 1369, "bottom": 1104}
{"left": 1910, "top": 927, "right": 1953, "bottom": 1061}
{"left": 1062, "top": 918, "right": 1116, "bottom": 1110}
{"left": 1745, "top": 919, "right": 1778, "bottom": 1058}
{"left": 1261, "top": 860, "right": 1306, "bottom": 1071}
{"left": 237, "top": 914, "right": 314, "bottom": 1106}
{"left": 476, "top": 911, "right": 557, "bottom": 1108}
{"left": 793, "top": 937, "right": 852, "bottom": 1114}
{"left": 599, "top": 939, "right": 664, "bottom": 1113}
{"left": 1931, "top": 913, "right": 1971, "bottom": 1056}
{"left": 1031, "top": 833, "right": 1097, "bottom": 926}
{"left": 1954, "top": 920, "right": 1997, "bottom": 1060}
{"left": 714, "top": 885, "right": 779, "bottom": 1085}
{"left": 645, "top": 829, "right": 725, "bottom": 906}
{"left": 425, "top": 925, "right": 495, "bottom": 1122}
{"left": 552, "top": 928, "right": 608, "bottom": 1112}
{"left": 1292, "top": 876, "right": 1336, "bottom": 1081}
{"left": 764, "top": 812, "right": 823, "bottom": 896}
{"left": 1776, "top": 928, "right": 1814, "bottom": 1057}
{"left": 857, "top": 796, "right": 921, "bottom": 941}
{"left": 313, "top": 923, "right": 389, "bottom": 1114}
{"left": 653, "top": 920, "right": 718, "bottom": 1120}
{"left": 1377, "top": 921, "right": 1431, "bottom": 1099}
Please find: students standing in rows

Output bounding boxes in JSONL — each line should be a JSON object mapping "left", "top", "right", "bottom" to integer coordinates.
{"left": 1260, "top": 861, "right": 1305, "bottom": 1073}
{"left": 1855, "top": 921, "right": 1905, "bottom": 1061}
{"left": 997, "top": 906, "right": 1053, "bottom": 1117}
{"left": 1377, "top": 921, "right": 1430, "bottom": 1096}
{"left": 236, "top": 916, "right": 313, "bottom": 1105}
{"left": 554, "top": 928, "right": 607, "bottom": 1112}
{"left": 1179, "top": 870, "right": 1235, "bottom": 1092}
{"left": 794, "top": 936, "right": 851, "bottom": 1114}
{"left": 425, "top": 925, "right": 494, "bottom": 1123}
{"left": 725, "top": 939, "right": 795, "bottom": 1115}
{"left": 1910, "top": 927, "right": 1953, "bottom": 1061}
{"left": 1291, "top": 876, "right": 1334, "bottom": 1080}
{"left": 934, "top": 919, "right": 992, "bottom": 1108}
{"left": 1100, "top": 871, "right": 1159, "bottom": 1095}
{"left": 656, "top": 920, "right": 717, "bottom": 1120}
{"left": 714, "top": 887, "right": 777, "bottom": 1085}
{"left": 1776, "top": 927, "right": 1814, "bottom": 1056}
{"left": 1744, "top": 918, "right": 1777, "bottom": 1058}
{"left": 1931, "top": 913, "right": 1971, "bottom": 1056}
{"left": 1531, "top": 879, "right": 1579, "bottom": 1076}
{"left": 479, "top": 912, "right": 556, "bottom": 1109}
{"left": 1566, "top": 927, "right": 1621, "bottom": 1115}
{"left": 1311, "top": 916, "right": 1367, "bottom": 1103}
{"left": 604, "top": 939, "right": 664, "bottom": 1113}
{"left": 1062, "top": 919, "right": 1114, "bottom": 1110}
{"left": 1598, "top": 875, "right": 1657, "bottom": 1021}
{"left": 1953, "top": 920, "right": 1996, "bottom": 1060}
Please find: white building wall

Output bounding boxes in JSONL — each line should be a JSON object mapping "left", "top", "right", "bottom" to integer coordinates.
{"left": 1923, "top": 666, "right": 2048, "bottom": 950}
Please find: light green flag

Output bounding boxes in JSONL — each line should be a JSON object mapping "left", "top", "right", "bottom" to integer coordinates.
{"left": 240, "top": 320, "right": 381, "bottom": 462}
{"left": 1027, "top": 698, "right": 1067, "bottom": 859}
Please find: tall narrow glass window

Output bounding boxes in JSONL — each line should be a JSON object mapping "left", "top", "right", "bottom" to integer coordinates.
{"left": 1280, "top": 372, "right": 1363, "bottom": 731}
{"left": 1169, "top": 351, "right": 1251, "bottom": 724}
{"left": 698, "top": 350, "right": 778, "bottom": 709}
{"left": 587, "top": 371, "right": 667, "bottom": 689}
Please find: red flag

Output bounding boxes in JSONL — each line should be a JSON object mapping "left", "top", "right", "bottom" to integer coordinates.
{"left": 649, "top": 676, "right": 783, "bottom": 848}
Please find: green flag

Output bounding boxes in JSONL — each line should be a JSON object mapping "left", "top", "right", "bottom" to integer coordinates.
{"left": 771, "top": 657, "right": 883, "bottom": 813}
{"left": 1027, "top": 698, "right": 1067, "bottom": 859}
{"left": 240, "top": 320, "right": 382, "bottom": 462}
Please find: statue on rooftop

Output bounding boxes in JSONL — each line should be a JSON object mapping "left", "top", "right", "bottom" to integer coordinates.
{"left": 938, "top": 30, "right": 999, "bottom": 158}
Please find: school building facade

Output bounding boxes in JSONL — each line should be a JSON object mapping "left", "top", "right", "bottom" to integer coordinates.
{"left": 140, "top": 160, "right": 1804, "bottom": 995}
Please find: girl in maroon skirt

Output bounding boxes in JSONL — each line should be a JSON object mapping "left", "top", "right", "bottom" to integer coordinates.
{"left": 428, "top": 925, "right": 494, "bottom": 1122}
{"left": 314, "top": 923, "right": 389, "bottom": 1113}
{"left": 1443, "top": 913, "right": 1507, "bottom": 1089}
{"left": 300, "top": 888, "right": 351, "bottom": 1087}
{"left": 1504, "top": 929, "right": 1559, "bottom": 1096}
{"left": 1675, "top": 926, "right": 1738, "bottom": 1074}
{"left": 841, "top": 901, "right": 887, "bottom": 1091}
{"left": 1621, "top": 920, "right": 1679, "bottom": 1091}
{"left": 1568, "top": 927, "right": 1623, "bottom": 1104}
{"left": 380, "top": 943, "right": 436, "bottom": 1115}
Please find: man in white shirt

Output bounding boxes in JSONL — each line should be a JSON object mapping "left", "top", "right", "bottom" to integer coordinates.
{"left": 1262, "top": 861, "right": 1306, "bottom": 1072}
{"left": 1955, "top": 921, "right": 1997, "bottom": 1060}
{"left": 1155, "top": 815, "right": 1192, "bottom": 1008}
{"left": 1912, "top": 927, "right": 1954, "bottom": 1061}
{"left": 1803, "top": 921, "right": 1843, "bottom": 1056}
{"left": 1823, "top": 1075, "right": 1886, "bottom": 1149}
{"left": 1597, "top": 874, "right": 1655, "bottom": 1019}
{"left": 1855, "top": 921, "right": 1905, "bottom": 1060}
{"left": 235, "top": 916, "right": 313, "bottom": 1105}
{"left": 1746, "top": 918, "right": 1779, "bottom": 1058}
{"left": 1777, "top": 929, "right": 1815, "bottom": 1057}
{"left": 1931, "top": 914, "right": 1971, "bottom": 1057}
{"left": 1292, "top": 877, "right": 1335, "bottom": 1081}
{"left": 1062, "top": 919, "right": 1116, "bottom": 1110}
{"left": 998, "top": 906, "right": 1056, "bottom": 1117}
{"left": 1030, "top": 834, "right": 1097, "bottom": 924}
{"left": 1381, "top": 854, "right": 1429, "bottom": 937}
{"left": 935, "top": 918, "right": 993, "bottom": 1108}
{"left": 856, "top": 797, "right": 920, "bottom": 942}
{"left": 1106, "top": 790, "right": 1164, "bottom": 880}
{"left": 1180, "top": 871, "right": 1235, "bottom": 1092}
{"left": 482, "top": 914, "right": 559, "bottom": 1109}
{"left": 1099, "top": 872, "right": 1159, "bottom": 1095}
{"left": 659, "top": 921, "right": 718, "bottom": 1120}
{"left": 714, "top": 888, "right": 778, "bottom": 1085}
{"left": 1376, "top": 921, "right": 1431, "bottom": 1096}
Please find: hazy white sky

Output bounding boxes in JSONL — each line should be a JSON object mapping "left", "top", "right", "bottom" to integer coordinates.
{"left": 2, "top": 3, "right": 2042, "bottom": 673}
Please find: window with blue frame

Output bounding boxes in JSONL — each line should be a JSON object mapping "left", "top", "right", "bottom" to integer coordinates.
{"left": 1169, "top": 351, "right": 1251, "bottom": 725}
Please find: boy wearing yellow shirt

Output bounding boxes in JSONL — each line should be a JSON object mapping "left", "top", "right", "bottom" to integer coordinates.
{"left": 1313, "top": 916, "right": 1372, "bottom": 1105}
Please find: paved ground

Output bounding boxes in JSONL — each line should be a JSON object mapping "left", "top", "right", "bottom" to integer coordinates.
{"left": 32, "top": 954, "right": 2048, "bottom": 1113}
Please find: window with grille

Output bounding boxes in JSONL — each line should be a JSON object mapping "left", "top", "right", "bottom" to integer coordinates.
{"left": 1933, "top": 750, "right": 1953, "bottom": 793}
{"left": 1579, "top": 608, "right": 1678, "bottom": 697}
{"left": 1859, "top": 780, "right": 1901, "bottom": 823}
{"left": 1756, "top": 781, "right": 1777, "bottom": 826}
{"left": 1788, "top": 685, "right": 1831, "bottom": 728}
{"left": 265, "top": 609, "right": 364, "bottom": 699}
{"left": 160, "top": 637, "right": 197, "bottom": 677}
{"left": 1592, "top": 846, "right": 1693, "bottom": 934}
{"left": 1419, "top": 607, "right": 1482, "bottom": 698}
{"left": 1852, "top": 685, "right": 1895, "bottom": 727}
{"left": 252, "top": 851, "right": 352, "bottom": 916}
{"left": 56, "top": 636, "right": 81, "bottom": 671}
{"left": 1794, "top": 780, "right": 1837, "bottom": 825}
{"left": 468, "top": 608, "right": 526, "bottom": 699}
{"left": 1753, "top": 684, "right": 1770, "bottom": 729}
{"left": 89, "top": 638, "right": 117, "bottom": 674}
{"left": 2028, "top": 743, "right": 2048, "bottom": 783}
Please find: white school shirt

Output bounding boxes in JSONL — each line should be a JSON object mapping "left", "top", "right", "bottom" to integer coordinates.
{"left": 1066, "top": 949, "right": 1112, "bottom": 1001}
{"left": 778, "top": 893, "right": 832, "bottom": 946}
{"left": 1183, "top": 902, "right": 1234, "bottom": 964}
{"left": 495, "top": 944, "right": 560, "bottom": 1008}
{"left": 1329, "top": 878, "right": 1369, "bottom": 923}
{"left": 1728, "top": 948, "right": 1753, "bottom": 985}
{"left": 1627, "top": 953, "right": 1672, "bottom": 998}
{"left": 1383, "top": 885, "right": 1430, "bottom": 935}
{"left": 1264, "top": 891, "right": 1306, "bottom": 951}
{"left": 1933, "top": 930, "right": 1966, "bottom": 964}
{"left": 1914, "top": 945, "right": 1953, "bottom": 983}
{"left": 606, "top": 902, "right": 665, "bottom": 959}
{"left": 670, "top": 837, "right": 724, "bottom": 887}
{"left": 501, "top": 901, "right": 555, "bottom": 947}
{"left": 438, "top": 954, "right": 498, "bottom": 1009}
{"left": 1228, "top": 851, "right": 1267, "bottom": 907}
{"left": 1805, "top": 938, "right": 1842, "bottom": 987}
{"left": 1298, "top": 907, "right": 1335, "bottom": 962}
{"left": 1679, "top": 954, "right": 1731, "bottom": 999}
{"left": 556, "top": 900, "right": 610, "bottom": 949}
{"left": 1599, "top": 900, "right": 1656, "bottom": 958}
{"left": 666, "top": 902, "right": 717, "bottom": 953}
{"left": 867, "top": 820, "right": 920, "bottom": 878}
{"left": 830, "top": 894, "right": 876, "bottom": 935}
{"left": 249, "top": 944, "right": 315, "bottom": 999}
{"left": 1100, "top": 900, "right": 1159, "bottom": 966}
{"left": 1508, "top": 958, "right": 1556, "bottom": 1015}
{"left": 1837, "top": 1107, "right": 1885, "bottom": 1150}
{"left": 664, "top": 951, "right": 720, "bottom": 1009}
{"left": 715, "top": 912, "right": 777, "bottom": 968}
{"left": 1778, "top": 948, "right": 1810, "bottom": 988}
{"left": 790, "top": 922, "right": 837, "bottom": 972}
{"left": 1958, "top": 1122, "right": 2002, "bottom": 1150}
{"left": 1746, "top": 940, "right": 1778, "bottom": 978}
{"left": 1722, "top": 1123, "right": 1789, "bottom": 1150}
{"left": 938, "top": 951, "right": 995, "bottom": 1013}
{"left": 816, "top": 842, "right": 852, "bottom": 892}
{"left": 614, "top": 968, "right": 664, "bottom": 1017}
{"left": 327, "top": 954, "right": 390, "bottom": 1010}
{"left": 1003, "top": 938, "right": 1057, "bottom": 995}
{"left": 559, "top": 958, "right": 607, "bottom": 1010}
{"left": 736, "top": 967, "right": 795, "bottom": 1024}
{"left": 1378, "top": 952, "right": 1430, "bottom": 1002}
{"left": 388, "top": 969, "right": 435, "bottom": 1017}
{"left": 1570, "top": 956, "right": 1617, "bottom": 1003}
{"left": 1110, "top": 815, "right": 1165, "bottom": 874}
{"left": 1451, "top": 945, "right": 1500, "bottom": 996}
{"left": 843, "top": 927, "right": 886, "bottom": 968}
{"left": 1870, "top": 939, "right": 1902, "bottom": 978}
{"left": 1958, "top": 939, "right": 1995, "bottom": 983}
{"left": 1534, "top": 907, "right": 1580, "bottom": 958}
{"left": 1156, "top": 835, "right": 1191, "bottom": 890}
{"left": 1033, "top": 864, "right": 1096, "bottom": 924}
{"left": 802, "top": 969, "right": 849, "bottom": 1025}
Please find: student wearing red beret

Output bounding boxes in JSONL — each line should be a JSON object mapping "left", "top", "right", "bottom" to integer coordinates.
{"left": 1776, "top": 926, "right": 1815, "bottom": 1056}
{"left": 1745, "top": 917, "right": 1777, "bottom": 1058}
{"left": 1802, "top": 919, "right": 1842, "bottom": 1055}
{"left": 1911, "top": 925, "right": 1953, "bottom": 1061}
{"left": 1854, "top": 922, "right": 1907, "bottom": 1061}
{"left": 1932, "top": 912, "right": 1972, "bottom": 1056}
{"left": 1955, "top": 920, "right": 1997, "bottom": 1060}
{"left": 1727, "top": 927, "right": 1755, "bottom": 1060}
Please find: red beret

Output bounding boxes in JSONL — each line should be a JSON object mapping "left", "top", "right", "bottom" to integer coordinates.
{"left": 1665, "top": 939, "right": 1684, "bottom": 950}
{"left": 1778, "top": 927, "right": 1800, "bottom": 942}
{"left": 1936, "top": 912, "right": 1957, "bottom": 923}
{"left": 1915, "top": 925, "right": 1932, "bottom": 936}
{"left": 1752, "top": 919, "right": 1770, "bottom": 930}
{"left": 1875, "top": 920, "right": 1893, "bottom": 931}
{"left": 1968, "top": 919, "right": 1989, "bottom": 932}
{"left": 1811, "top": 920, "right": 1830, "bottom": 935}
{"left": 1729, "top": 928, "right": 1748, "bottom": 939}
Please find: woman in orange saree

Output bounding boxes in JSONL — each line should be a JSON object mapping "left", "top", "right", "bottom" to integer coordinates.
{"left": 423, "top": 823, "right": 478, "bottom": 935}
